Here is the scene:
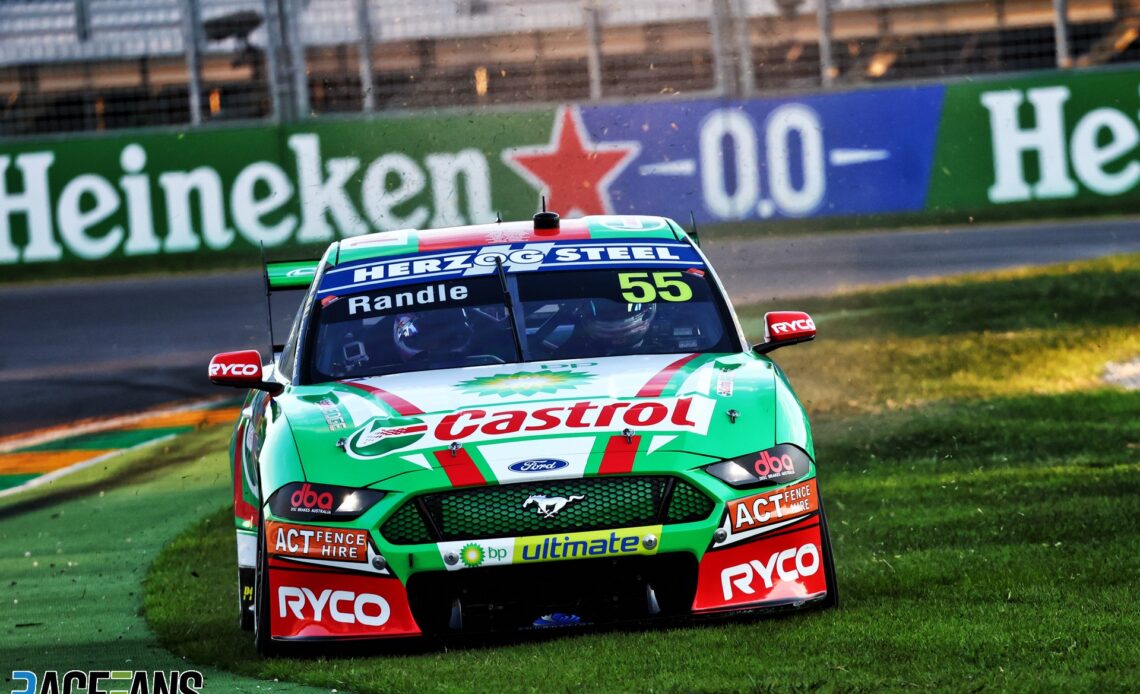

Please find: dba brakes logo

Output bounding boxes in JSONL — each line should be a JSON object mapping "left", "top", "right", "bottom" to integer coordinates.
{"left": 508, "top": 459, "right": 569, "bottom": 473}
{"left": 345, "top": 415, "right": 428, "bottom": 459}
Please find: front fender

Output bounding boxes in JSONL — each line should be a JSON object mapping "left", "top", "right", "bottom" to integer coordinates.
{"left": 772, "top": 363, "right": 814, "bottom": 459}
{"left": 257, "top": 398, "right": 308, "bottom": 508}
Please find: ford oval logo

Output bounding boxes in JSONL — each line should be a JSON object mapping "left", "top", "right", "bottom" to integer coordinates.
{"left": 508, "top": 459, "right": 569, "bottom": 473}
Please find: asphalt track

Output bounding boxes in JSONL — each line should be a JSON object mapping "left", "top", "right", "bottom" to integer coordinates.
{"left": 2, "top": 217, "right": 1138, "bottom": 437}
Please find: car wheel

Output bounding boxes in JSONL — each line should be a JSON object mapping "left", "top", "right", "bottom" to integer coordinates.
{"left": 253, "top": 519, "right": 281, "bottom": 656}
{"left": 817, "top": 503, "right": 840, "bottom": 609}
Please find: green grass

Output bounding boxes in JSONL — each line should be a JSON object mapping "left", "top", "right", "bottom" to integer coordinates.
{"left": 740, "top": 254, "right": 1140, "bottom": 412}
{"left": 0, "top": 415, "right": 223, "bottom": 516}
{"left": 143, "top": 390, "right": 1140, "bottom": 692}
{"left": 139, "top": 254, "right": 1140, "bottom": 692}
{"left": 687, "top": 206, "right": 1140, "bottom": 242}
{"left": 0, "top": 426, "right": 323, "bottom": 693}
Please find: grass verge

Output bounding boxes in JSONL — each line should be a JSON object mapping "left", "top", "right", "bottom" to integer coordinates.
{"left": 0, "top": 426, "right": 322, "bottom": 693}
{"left": 142, "top": 254, "right": 1140, "bottom": 692}
{"left": 0, "top": 415, "right": 221, "bottom": 517}
{"left": 738, "top": 254, "right": 1140, "bottom": 412}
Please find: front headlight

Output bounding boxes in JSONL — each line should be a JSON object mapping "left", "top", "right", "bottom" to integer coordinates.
{"left": 267, "top": 482, "right": 385, "bottom": 521}
{"left": 702, "top": 444, "right": 813, "bottom": 489}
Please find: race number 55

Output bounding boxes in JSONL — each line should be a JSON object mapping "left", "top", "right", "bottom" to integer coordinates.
{"left": 618, "top": 272, "right": 693, "bottom": 303}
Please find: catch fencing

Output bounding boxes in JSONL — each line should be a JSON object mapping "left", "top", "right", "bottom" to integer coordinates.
{"left": 3, "top": 0, "right": 1139, "bottom": 136}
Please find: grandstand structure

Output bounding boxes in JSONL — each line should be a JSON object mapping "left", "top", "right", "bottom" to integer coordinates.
{"left": 2, "top": 0, "right": 1138, "bottom": 136}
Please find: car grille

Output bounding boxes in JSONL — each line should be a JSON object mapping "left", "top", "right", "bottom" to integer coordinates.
{"left": 380, "top": 476, "right": 714, "bottom": 544}
{"left": 406, "top": 553, "right": 700, "bottom": 633}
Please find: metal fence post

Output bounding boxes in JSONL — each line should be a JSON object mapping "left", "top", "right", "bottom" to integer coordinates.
{"left": 1053, "top": 0, "right": 1072, "bottom": 67}
{"left": 262, "top": 0, "right": 286, "bottom": 121}
{"left": 733, "top": 0, "right": 753, "bottom": 97}
{"left": 178, "top": 0, "right": 204, "bottom": 125}
{"left": 583, "top": 0, "right": 603, "bottom": 101}
{"left": 710, "top": 0, "right": 735, "bottom": 96}
{"left": 816, "top": 0, "right": 835, "bottom": 86}
{"left": 355, "top": 0, "right": 376, "bottom": 111}
{"left": 74, "top": 0, "right": 90, "bottom": 42}
{"left": 283, "top": 0, "right": 310, "bottom": 119}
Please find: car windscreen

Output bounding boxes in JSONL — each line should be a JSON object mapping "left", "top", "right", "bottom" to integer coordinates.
{"left": 307, "top": 276, "right": 518, "bottom": 381}
{"left": 516, "top": 267, "right": 735, "bottom": 360}
{"left": 305, "top": 265, "right": 737, "bottom": 382}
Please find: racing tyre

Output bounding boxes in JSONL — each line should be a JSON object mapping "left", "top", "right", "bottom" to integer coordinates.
{"left": 817, "top": 504, "right": 840, "bottom": 610}
{"left": 253, "top": 520, "right": 282, "bottom": 656}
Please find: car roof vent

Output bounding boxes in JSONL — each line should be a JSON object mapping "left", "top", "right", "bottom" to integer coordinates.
{"left": 533, "top": 210, "right": 560, "bottom": 234}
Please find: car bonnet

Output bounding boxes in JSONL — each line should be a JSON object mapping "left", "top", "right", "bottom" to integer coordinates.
{"left": 278, "top": 352, "right": 779, "bottom": 491}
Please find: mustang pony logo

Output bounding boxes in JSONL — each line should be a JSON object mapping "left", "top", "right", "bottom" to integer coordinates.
{"left": 524, "top": 494, "right": 585, "bottom": 518}
{"left": 345, "top": 415, "right": 428, "bottom": 460}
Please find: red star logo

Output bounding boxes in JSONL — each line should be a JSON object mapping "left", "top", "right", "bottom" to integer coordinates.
{"left": 503, "top": 106, "right": 640, "bottom": 217}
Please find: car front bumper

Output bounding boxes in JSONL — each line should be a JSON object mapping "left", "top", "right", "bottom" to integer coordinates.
{"left": 261, "top": 510, "right": 832, "bottom": 641}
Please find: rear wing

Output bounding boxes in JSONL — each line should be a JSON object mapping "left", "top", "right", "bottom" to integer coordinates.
{"left": 265, "top": 259, "right": 320, "bottom": 290}
{"left": 262, "top": 258, "right": 321, "bottom": 355}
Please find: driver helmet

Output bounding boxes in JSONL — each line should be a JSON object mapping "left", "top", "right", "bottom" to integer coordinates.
{"left": 393, "top": 309, "right": 474, "bottom": 361}
{"left": 581, "top": 300, "right": 657, "bottom": 348}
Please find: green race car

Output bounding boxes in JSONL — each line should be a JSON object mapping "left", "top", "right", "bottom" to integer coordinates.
{"left": 209, "top": 213, "right": 836, "bottom": 653}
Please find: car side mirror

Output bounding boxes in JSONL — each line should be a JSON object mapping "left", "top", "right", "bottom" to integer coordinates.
{"left": 752, "top": 311, "right": 816, "bottom": 355}
{"left": 208, "top": 350, "right": 283, "bottom": 395}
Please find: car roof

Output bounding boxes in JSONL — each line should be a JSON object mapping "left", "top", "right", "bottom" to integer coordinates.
{"left": 332, "top": 215, "right": 684, "bottom": 265}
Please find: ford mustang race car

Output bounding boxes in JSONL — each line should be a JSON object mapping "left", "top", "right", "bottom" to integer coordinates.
{"left": 208, "top": 213, "right": 836, "bottom": 654}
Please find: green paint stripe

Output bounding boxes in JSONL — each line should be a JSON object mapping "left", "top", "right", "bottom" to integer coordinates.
{"left": 266, "top": 260, "right": 320, "bottom": 289}
{"left": 335, "top": 233, "right": 421, "bottom": 265}
{"left": 582, "top": 434, "right": 611, "bottom": 476}
{"left": 328, "top": 383, "right": 403, "bottom": 418}
{"left": 0, "top": 473, "right": 39, "bottom": 490}
{"left": 658, "top": 353, "right": 720, "bottom": 397}
{"left": 335, "top": 224, "right": 683, "bottom": 266}
{"left": 110, "top": 671, "right": 133, "bottom": 679}
{"left": 585, "top": 228, "right": 678, "bottom": 240}
{"left": 583, "top": 433, "right": 653, "bottom": 475}
{"left": 19, "top": 426, "right": 189, "bottom": 452}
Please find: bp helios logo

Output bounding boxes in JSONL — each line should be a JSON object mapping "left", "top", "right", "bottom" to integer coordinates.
{"left": 458, "top": 542, "right": 509, "bottom": 567}
{"left": 460, "top": 543, "right": 485, "bottom": 567}
{"left": 345, "top": 415, "right": 428, "bottom": 459}
{"left": 457, "top": 369, "right": 593, "bottom": 397}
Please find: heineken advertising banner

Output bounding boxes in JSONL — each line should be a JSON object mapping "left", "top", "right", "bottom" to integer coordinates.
{"left": 930, "top": 68, "right": 1140, "bottom": 217}
{"left": 2, "top": 67, "right": 1140, "bottom": 268}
